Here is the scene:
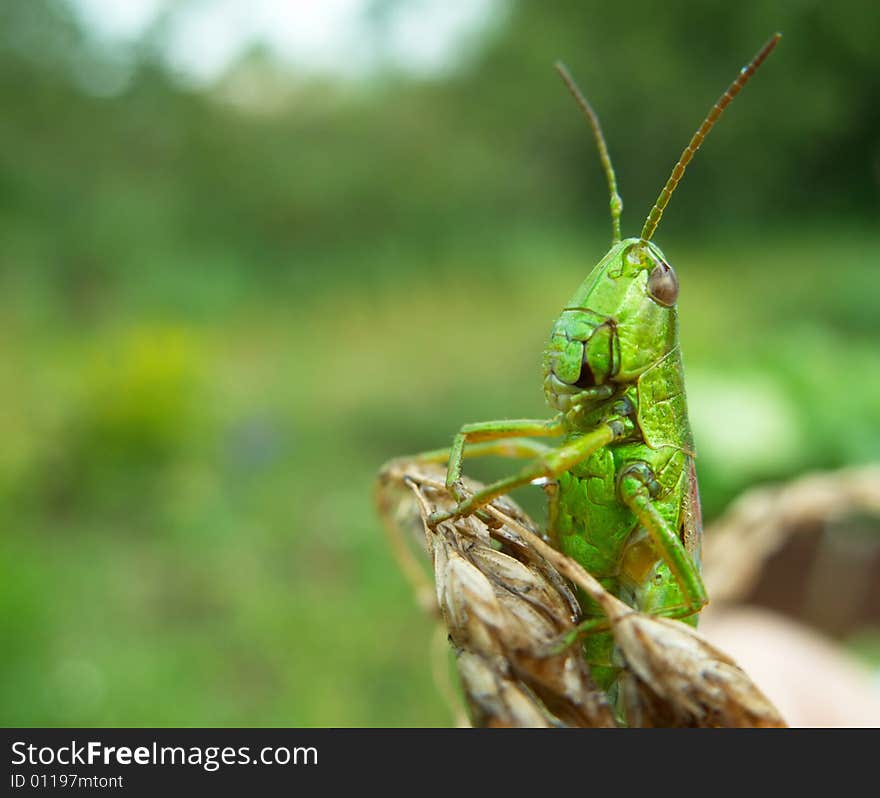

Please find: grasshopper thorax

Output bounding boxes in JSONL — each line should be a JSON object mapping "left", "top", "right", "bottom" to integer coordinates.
{"left": 542, "top": 239, "right": 679, "bottom": 413}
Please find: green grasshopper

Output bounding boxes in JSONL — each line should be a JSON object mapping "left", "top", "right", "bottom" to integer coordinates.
{"left": 412, "top": 35, "right": 781, "bottom": 707}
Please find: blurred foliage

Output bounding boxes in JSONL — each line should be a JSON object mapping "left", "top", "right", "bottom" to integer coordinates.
{"left": 0, "top": 0, "right": 878, "bottom": 726}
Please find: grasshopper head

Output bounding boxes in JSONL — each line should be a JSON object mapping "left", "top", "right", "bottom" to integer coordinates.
{"left": 547, "top": 35, "right": 780, "bottom": 412}
{"left": 542, "top": 238, "right": 679, "bottom": 411}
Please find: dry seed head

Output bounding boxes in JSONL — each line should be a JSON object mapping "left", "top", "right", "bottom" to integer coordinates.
{"left": 376, "top": 459, "right": 790, "bottom": 728}
{"left": 613, "top": 613, "right": 786, "bottom": 727}
{"left": 381, "top": 462, "right": 614, "bottom": 726}
{"left": 457, "top": 652, "right": 553, "bottom": 728}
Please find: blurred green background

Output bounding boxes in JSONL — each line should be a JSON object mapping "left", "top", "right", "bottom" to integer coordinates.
{"left": 1, "top": 0, "right": 878, "bottom": 726}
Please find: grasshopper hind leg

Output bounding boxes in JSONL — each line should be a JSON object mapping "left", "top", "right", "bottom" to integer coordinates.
{"left": 617, "top": 463, "right": 708, "bottom": 619}
{"left": 553, "top": 462, "right": 707, "bottom": 706}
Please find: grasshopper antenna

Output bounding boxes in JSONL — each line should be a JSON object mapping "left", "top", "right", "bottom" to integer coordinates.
{"left": 555, "top": 61, "right": 623, "bottom": 244}
{"left": 641, "top": 33, "right": 781, "bottom": 242}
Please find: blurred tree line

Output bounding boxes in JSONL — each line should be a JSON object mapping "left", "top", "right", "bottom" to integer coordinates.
{"left": 1, "top": 0, "right": 877, "bottom": 317}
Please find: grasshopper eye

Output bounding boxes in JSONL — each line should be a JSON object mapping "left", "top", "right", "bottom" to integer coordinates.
{"left": 647, "top": 262, "right": 679, "bottom": 307}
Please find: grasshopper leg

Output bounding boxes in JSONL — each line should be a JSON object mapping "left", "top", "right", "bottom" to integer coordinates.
{"left": 403, "top": 385, "right": 609, "bottom": 499}
{"left": 618, "top": 465, "right": 708, "bottom": 617}
{"left": 557, "top": 600, "right": 706, "bottom": 653}
{"left": 398, "top": 437, "right": 556, "bottom": 469}
{"left": 429, "top": 420, "right": 626, "bottom": 526}
{"left": 389, "top": 437, "right": 561, "bottom": 529}
{"left": 444, "top": 416, "right": 566, "bottom": 497}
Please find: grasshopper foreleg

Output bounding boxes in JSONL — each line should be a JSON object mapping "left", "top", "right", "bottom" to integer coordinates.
{"left": 428, "top": 419, "right": 627, "bottom": 526}
{"left": 389, "top": 435, "right": 562, "bottom": 529}
{"left": 395, "top": 437, "right": 556, "bottom": 470}
{"left": 444, "top": 416, "right": 567, "bottom": 500}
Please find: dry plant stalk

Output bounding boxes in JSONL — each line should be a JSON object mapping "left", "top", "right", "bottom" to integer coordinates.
{"left": 377, "top": 460, "right": 786, "bottom": 728}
